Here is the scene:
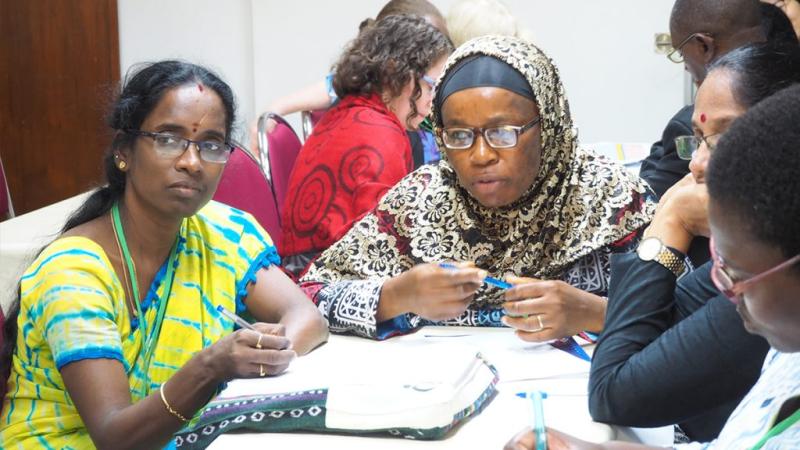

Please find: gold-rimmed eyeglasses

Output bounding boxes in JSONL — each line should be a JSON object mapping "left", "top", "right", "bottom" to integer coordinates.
{"left": 667, "top": 32, "right": 708, "bottom": 64}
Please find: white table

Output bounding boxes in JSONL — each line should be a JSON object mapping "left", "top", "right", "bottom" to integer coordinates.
{"left": 0, "top": 191, "right": 90, "bottom": 313}
{"left": 209, "top": 327, "right": 673, "bottom": 449}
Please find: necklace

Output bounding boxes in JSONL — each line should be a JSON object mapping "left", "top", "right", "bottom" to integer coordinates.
{"left": 111, "top": 202, "right": 181, "bottom": 393}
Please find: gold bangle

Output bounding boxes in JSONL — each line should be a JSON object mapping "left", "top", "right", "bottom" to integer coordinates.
{"left": 159, "top": 381, "right": 189, "bottom": 422}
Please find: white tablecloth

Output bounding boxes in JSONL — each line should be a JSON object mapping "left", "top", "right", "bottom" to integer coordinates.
{"left": 0, "top": 194, "right": 674, "bottom": 448}
{"left": 209, "top": 327, "right": 673, "bottom": 449}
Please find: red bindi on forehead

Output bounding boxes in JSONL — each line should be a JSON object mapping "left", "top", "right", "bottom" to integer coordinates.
{"left": 197, "top": 83, "right": 204, "bottom": 92}
{"left": 700, "top": 113, "right": 707, "bottom": 123}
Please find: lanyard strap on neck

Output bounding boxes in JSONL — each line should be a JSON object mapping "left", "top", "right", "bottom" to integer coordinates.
{"left": 112, "top": 203, "right": 144, "bottom": 321}
{"left": 751, "top": 404, "right": 800, "bottom": 450}
{"left": 111, "top": 202, "right": 180, "bottom": 394}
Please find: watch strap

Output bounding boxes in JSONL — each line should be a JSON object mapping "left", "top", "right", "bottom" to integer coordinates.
{"left": 654, "top": 245, "right": 686, "bottom": 277}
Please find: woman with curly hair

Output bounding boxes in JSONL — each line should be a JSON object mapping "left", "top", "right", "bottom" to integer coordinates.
{"left": 279, "top": 14, "right": 453, "bottom": 276}
{"left": 260, "top": 0, "right": 449, "bottom": 131}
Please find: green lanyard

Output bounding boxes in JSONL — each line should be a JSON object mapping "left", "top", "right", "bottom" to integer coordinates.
{"left": 750, "top": 404, "right": 800, "bottom": 450}
{"left": 111, "top": 202, "right": 180, "bottom": 394}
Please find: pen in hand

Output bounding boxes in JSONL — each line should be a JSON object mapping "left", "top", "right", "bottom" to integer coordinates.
{"left": 516, "top": 391, "right": 548, "bottom": 450}
{"left": 439, "top": 262, "right": 512, "bottom": 289}
{"left": 216, "top": 305, "right": 289, "bottom": 342}
{"left": 531, "top": 390, "right": 548, "bottom": 450}
{"left": 216, "top": 305, "right": 257, "bottom": 331}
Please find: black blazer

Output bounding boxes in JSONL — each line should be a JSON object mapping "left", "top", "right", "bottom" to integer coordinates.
{"left": 588, "top": 253, "right": 769, "bottom": 442}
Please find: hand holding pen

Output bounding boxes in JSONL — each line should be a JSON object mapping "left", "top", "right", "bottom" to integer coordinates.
{"left": 506, "top": 411, "right": 610, "bottom": 450}
{"left": 505, "top": 426, "right": 593, "bottom": 450}
{"left": 211, "top": 306, "right": 296, "bottom": 380}
{"left": 439, "top": 262, "right": 512, "bottom": 289}
{"left": 512, "top": 391, "right": 548, "bottom": 450}
{"left": 377, "top": 261, "right": 486, "bottom": 322}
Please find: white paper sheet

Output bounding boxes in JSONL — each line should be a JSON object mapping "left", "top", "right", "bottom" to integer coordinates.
{"left": 395, "top": 326, "right": 592, "bottom": 381}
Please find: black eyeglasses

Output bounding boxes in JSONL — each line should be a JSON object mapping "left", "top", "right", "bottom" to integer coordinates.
{"left": 441, "top": 116, "right": 541, "bottom": 150}
{"left": 666, "top": 32, "right": 709, "bottom": 64}
{"left": 674, "top": 133, "right": 721, "bottom": 160}
{"left": 126, "top": 130, "right": 233, "bottom": 163}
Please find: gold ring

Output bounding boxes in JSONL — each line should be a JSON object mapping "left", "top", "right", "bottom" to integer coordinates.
{"left": 535, "top": 314, "right": 545, "bottom": 332}
{"left": 259, "top": 364, "right": 266, "bottom": 377}
{"left": 256, "top": 334, "right": 263, "bottom": 349}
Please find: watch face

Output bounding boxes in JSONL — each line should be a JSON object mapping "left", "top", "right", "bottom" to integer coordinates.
{"left": 637, "top": 237, "right": 661, "bottom": 260}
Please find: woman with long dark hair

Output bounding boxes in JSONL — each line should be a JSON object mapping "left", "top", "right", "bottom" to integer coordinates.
{"left": 0, "top": 60, "right": 328, "bottom": 448}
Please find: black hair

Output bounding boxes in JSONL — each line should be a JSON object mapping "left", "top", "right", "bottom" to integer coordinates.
{"left": 759, "top": 2, "right": 799, "bottom": 45}
{"left": 0, "top": 61, "right": 237, "bottom": 399}
{"left": 333, "top": 14, "right": 453, "bottom": 129}
{"left": 708, "top": 42, "right": 800, "bottom": 109}
{"left": 62, "top": 60, "right": 236, "bottom": 233}
{"left": 707, "top": 84, "right": 800, "bottom": 265}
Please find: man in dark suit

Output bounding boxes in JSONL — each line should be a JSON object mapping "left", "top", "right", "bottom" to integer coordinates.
{"left": 639, "top": 0, "right": 765, "bottom": 199}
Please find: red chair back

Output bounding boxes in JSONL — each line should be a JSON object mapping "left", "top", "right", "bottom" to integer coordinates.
{"left": 260, "top": 114, "right": 302, "bottom": 218}
{"left": 213, "top": 147, "right": 282, "bottom": 244}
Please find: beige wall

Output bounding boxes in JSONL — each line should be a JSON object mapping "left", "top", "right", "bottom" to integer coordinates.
{"left": 119, "top": 0, "right": 684, "bottom": 144}
{"left": 251, "top": 0, "right": 685, "bottom": 144}
{"left": 117, "top": 0, "right": 256, "bottom": 144}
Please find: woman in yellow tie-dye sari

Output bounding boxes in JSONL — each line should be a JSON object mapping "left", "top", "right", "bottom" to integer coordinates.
{"left": 0, "top": 61, "right": 328, "bottom": 449}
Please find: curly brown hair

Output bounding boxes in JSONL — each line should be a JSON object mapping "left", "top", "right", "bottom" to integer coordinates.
{"left": 332, "top": 14, "right": 453, "bottom": 129}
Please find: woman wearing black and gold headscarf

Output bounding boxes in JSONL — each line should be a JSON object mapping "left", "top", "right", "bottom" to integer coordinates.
{"left": 300, "top": 36, "right": 656, "bottom": 340}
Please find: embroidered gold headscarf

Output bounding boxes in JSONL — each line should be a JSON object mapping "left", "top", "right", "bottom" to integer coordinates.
{"left": 302, "top": 36, "right": 655, "bottom": 306}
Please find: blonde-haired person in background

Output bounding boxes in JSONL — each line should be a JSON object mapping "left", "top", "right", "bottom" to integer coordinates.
{"left": 446, "top": 0, "right": 535, "bottom": 47}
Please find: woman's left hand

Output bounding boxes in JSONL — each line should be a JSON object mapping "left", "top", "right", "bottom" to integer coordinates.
{"left": 501, "top": 276, "right": 606, "bottom": 342}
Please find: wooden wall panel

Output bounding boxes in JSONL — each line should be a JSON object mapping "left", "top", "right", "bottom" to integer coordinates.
{"left": 0, "top": 0, "right": 120, "bottom": 215}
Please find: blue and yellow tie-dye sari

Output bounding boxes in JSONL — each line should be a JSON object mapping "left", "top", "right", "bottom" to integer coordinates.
{"left": 1, "top": 201, "right": 279, "bottom": 449}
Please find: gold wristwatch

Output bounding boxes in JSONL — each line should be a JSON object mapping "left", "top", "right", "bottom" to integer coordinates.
{"left": 636, "top": 236, "right": 686, "bottom": 277}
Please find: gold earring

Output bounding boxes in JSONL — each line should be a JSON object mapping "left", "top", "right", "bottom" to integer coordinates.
{"left": 118, "top": 161, "right": 127, "bottom": 170}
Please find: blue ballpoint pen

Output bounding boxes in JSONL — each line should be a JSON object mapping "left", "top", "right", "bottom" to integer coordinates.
{"left": 438, "top": 262, "right": 512, "bottom": 289}
{"left": 438, "top": 263, "right": 591, "bottom": 361}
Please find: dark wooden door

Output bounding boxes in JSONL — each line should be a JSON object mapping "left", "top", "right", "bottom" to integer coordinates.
{"left": 0, "top": 0, "right": 120, "bottom": 216}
